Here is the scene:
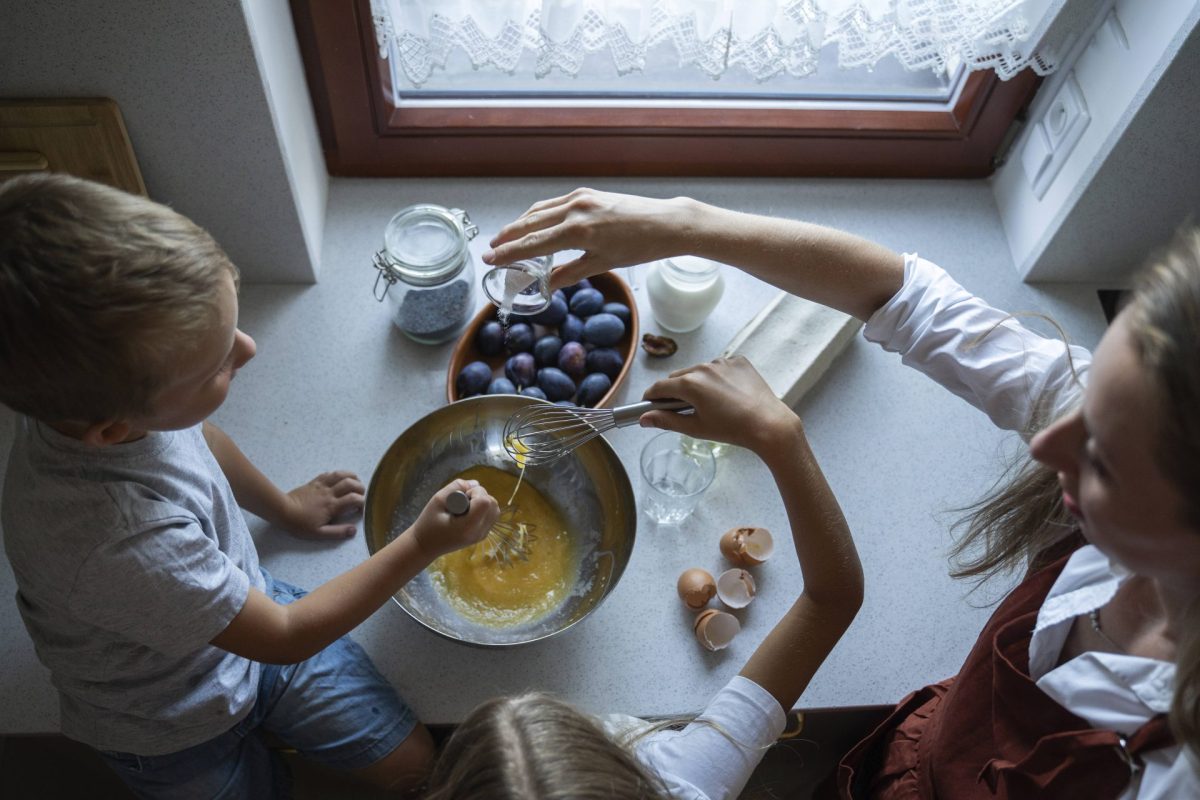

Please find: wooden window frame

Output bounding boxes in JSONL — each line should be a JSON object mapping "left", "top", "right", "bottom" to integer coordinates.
{"left": 291, "top": 0, "right": 1041, "bottom": 178}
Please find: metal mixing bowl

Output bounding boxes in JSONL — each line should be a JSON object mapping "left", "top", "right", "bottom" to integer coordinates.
{"left": 364, "top": 394, "right": 637, "bottom": 646}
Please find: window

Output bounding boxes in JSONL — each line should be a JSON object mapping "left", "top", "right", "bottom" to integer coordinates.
{"left": 290, "top": 0, "right": 1041, "bottom": 177}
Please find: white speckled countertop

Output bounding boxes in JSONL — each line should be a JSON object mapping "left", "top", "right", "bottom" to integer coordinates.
{"left": 0, "top": 177, "right": 1109, "bottom": 730}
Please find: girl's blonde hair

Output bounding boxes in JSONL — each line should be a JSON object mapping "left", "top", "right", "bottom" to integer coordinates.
{"left": 424, "top": 692, "right": 673, "bottom": 800}
{"left": 948, "top": 227, "right": 1200, "bottom": 756}
{"left": 0, "top": 173, "right": 237, "bottom": 423}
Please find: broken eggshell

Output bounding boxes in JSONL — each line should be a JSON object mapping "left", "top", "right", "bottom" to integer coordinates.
{"left": 715, "top": 568, "right": 757, "bottom": 609}
{"left": 676, "top": 568, "right": 717, "bottom": 610}
{"left": 693, "top": 608, "right": 741, "bottom": 651}
{"left": 719, "top": 526, "right": 775, "bottom": 567}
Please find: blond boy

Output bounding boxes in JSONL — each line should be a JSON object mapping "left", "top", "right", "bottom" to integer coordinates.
{"left": 0, "top": 174, "right": 498, "bottom": 798}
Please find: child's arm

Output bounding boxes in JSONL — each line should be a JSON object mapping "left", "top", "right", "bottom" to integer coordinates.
{"left": 211, "top": 479, "right": 499, "bottom": 663}
{"left": 641, "top": 357, "right": 864, "bottom": 712}
{"left": 484, "top": 188, "right": 904, "bottom": 322}
{"left": 203, "top": 421, "right": 362, "bottom": 539}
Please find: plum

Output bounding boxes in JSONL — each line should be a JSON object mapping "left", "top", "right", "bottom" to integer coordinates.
{"left": 583, "top": 313, "right": 625, "bottom": 347}
{"left": 504, "top": 322, "right": 535, "bottom": 354}
{"left": 529, "top": 290, "right": 568, "bottom": 326}
{"left": 557, "top": 341, "right": 587, "bottom": 380}
{"left": 533, "top": 335, "right": 563, "bottom": 368}
{"left": 585, "top": 347, "right": 624, "bottom": 379}
{"left": 561, "top": 279, "right": 593, "bottom": 300}
{"left": 537, "top": 367, "right": 577, "bottom": 402}
{"left": 601, "top": 302, "right": 632, "bottom": 327}
{"left": 488, "top": 377, "right": 516, "bottom": 395}
{"left": 568, "top": 287, "right": 604, "bottom": 317}
{"left": 520, "top": 386, "right": 547, "bottom": 400}
{"left": 576, "top": 373, "right": 612, "bottom": 407}
{"left": 505, "top": 352, "right": 537, "bottom": 388}
{"left": 476, "top": 320, "right": 505, "bottom": 356}
{"left": 455, "top": 361, "right": 492, "bottom": 398}
{"left": 559, "top": 313, "right": 585, "bottom": 343}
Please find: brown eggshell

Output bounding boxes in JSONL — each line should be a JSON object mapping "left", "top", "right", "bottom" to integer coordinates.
{"left": 715, "top": 568, "right": 757, "bottom": 609}
{"left": 676, "top": 568, "right": 717, "bottom": 610}
{"left": 719, "top": 526, "right": 775, "bottom": 567}
{"left": 693, "top": 608, "right": 740, "bottom": 651}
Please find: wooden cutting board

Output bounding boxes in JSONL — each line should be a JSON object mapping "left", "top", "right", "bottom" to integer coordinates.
{"left": 0, "top": 98, "right": 146, "bottom": 195}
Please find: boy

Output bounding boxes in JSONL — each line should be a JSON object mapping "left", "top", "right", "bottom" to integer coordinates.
{"left": 0, "top": 173, "right": 499, "bottom": 798}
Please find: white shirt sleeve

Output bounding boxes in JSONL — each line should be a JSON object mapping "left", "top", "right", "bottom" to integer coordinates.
{"left": 863, "top": 254, "right": 1091, "bottom": 439}
{"left": 633, "top": 675, "right": 787, "bottom": 800}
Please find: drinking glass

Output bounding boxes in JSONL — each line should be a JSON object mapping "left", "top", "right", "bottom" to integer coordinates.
{"left": 481, "top": 256, "right": 553, "bottom": 317}
{"left": 640, "top": 431, "right": 717, "bottom": 524}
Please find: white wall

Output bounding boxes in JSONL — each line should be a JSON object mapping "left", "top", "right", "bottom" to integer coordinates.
{"left": 0, "top": 0, "right": 327, "bottom": 284}
{"left": 241, "top": 0, "right": 327, "bottom": 277}
{"left": 992, "top": 0, "right": 1200, "bottom": 284}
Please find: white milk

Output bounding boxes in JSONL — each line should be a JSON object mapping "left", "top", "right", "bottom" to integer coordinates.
{"left": 646, "top": 255, "right": 725, "bottom": 332}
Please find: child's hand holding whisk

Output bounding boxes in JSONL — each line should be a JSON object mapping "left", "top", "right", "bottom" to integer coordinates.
{"left": 410, "top": 480, "right": 500, "bottom": 559}
{"left": 638, "top": 355, "right": 802, "bottom": 457}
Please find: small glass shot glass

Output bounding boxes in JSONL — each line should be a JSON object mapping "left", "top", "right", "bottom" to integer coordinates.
{"left": 481, "top": 256, "right": 553, "bottom": 317}
{"left": 640, "top": 431, "right": 717, "bottom": 525}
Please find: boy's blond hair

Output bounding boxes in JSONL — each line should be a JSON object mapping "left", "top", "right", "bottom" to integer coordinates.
{"left": 0, "top": 173, "right": 237, "bottom": 423}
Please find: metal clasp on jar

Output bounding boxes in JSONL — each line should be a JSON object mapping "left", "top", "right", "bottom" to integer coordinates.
{"left": 372, "top": 207, "right": 478, "bottom": 301}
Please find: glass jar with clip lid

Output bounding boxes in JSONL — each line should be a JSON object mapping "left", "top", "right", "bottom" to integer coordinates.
{"left": 372, "top": 204, "right": 479, "bottom": 344}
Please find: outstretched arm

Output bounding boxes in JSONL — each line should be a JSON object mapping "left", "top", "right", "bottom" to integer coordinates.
{"left": 641, "top": 357, "right": 863, "bottom": 711}
{"left": 211, "top": 479, "right": 499, "bottom": 663}
{"left": 203, "top": 421, "right": 363, "bottom": 539}
{"left": 484, "top": 187, "right": 904, "bottom": 322}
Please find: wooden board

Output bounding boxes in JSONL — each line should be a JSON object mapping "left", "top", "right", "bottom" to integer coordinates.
{"left": 0, "top": 98, "right": 145, "bottom": 195}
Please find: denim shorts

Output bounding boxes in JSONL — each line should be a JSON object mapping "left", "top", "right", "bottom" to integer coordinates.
{"left": 99, "top": 569, "right": 416, "bottom": 800}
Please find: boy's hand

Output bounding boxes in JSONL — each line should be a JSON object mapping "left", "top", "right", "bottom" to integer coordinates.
{"left": 409, "top": 479, "right": 499, "bottom": 560}
{"left": 639, "top": 356, "right": 804, "bottom": 458}
{"left": 280, "top": 471, "right": 365, "bottom": 539}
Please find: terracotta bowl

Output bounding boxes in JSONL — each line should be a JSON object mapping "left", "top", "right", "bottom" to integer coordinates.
{"left": 446, "top": 271, "right": 638, "bottom": 407}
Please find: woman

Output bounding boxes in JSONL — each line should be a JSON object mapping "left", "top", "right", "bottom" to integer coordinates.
{"left": 474, "top": 189, "right": 1199, "bottom": 799}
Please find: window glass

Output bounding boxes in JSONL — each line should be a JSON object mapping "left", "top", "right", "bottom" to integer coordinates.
{"left": 389, "top": 39, "right": 960, "bottom": 105}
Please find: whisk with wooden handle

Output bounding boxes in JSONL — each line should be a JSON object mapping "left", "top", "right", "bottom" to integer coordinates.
{"left": 446, "top": 490, "right": 534, "bottom": 566}
{"left": 503, "top": 400, "right": 693, "bottom": 467}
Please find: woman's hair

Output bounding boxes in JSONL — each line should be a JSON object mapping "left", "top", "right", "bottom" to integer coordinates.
{"left": 1123, "top": 227, "right": 1200, "bottom": 756}
{"left": 948, "top": 227, "right": 1200, "bottom": 755}
{"left": 424, "top": 692, "right": 673, "bottom": 800}
{"left": 0, "top": 172, "right": 237, "bottom": 423}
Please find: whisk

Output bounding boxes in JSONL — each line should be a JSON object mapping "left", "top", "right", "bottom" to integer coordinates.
{"left": 503, "top": 400, "right": 693, "bottom": 467}
{"left": 446, "top": 490, "right": 536, "bottom": 566}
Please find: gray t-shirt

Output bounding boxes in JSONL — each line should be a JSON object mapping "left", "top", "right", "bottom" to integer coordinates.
{"left": 2, "top": 417, "right": 263, "bottom": 755}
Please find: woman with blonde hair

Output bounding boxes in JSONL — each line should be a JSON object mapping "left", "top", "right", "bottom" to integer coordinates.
{"left": 464, "top": 189, "right": 1200, "bottom": 799}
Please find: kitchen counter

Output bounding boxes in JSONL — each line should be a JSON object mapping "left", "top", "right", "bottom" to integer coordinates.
{"left": 0, "top": 176, "right": 1109, "bottom": 730}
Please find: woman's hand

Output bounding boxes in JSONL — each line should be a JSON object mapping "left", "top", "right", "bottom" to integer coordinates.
{"left": 280, "top": 471, "right": 365, "bottom": 539}
{"left": 483, "top": 188, "right": 694, "bottom": 290}
{"left": 409, "top": 479, "right": 499, "bottom": 560}
{"left": 640, "top": 356, "right": 803, "bottom": 458}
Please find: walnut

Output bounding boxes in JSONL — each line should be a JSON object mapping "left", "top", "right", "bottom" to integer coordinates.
{"left": 641, "top": 333, "right": 678, "bottom": 357}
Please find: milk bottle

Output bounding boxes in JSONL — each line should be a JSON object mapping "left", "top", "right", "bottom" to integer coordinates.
{"left": 645, "top": 255, "right": 725, "bottom": 333}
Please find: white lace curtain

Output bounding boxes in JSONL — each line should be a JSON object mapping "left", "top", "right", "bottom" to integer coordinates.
{"left": 371, "top": 0, "right": 1067, "bottom": 88}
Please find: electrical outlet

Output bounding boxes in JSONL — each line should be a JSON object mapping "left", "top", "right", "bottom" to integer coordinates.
{"left": 1021, "top": 71, "right": 1091, "bottom": 199}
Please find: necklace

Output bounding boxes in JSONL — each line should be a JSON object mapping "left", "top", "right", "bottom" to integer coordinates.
{"left": 1088, "top": 608, "right": 1125, "bottom": 652}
